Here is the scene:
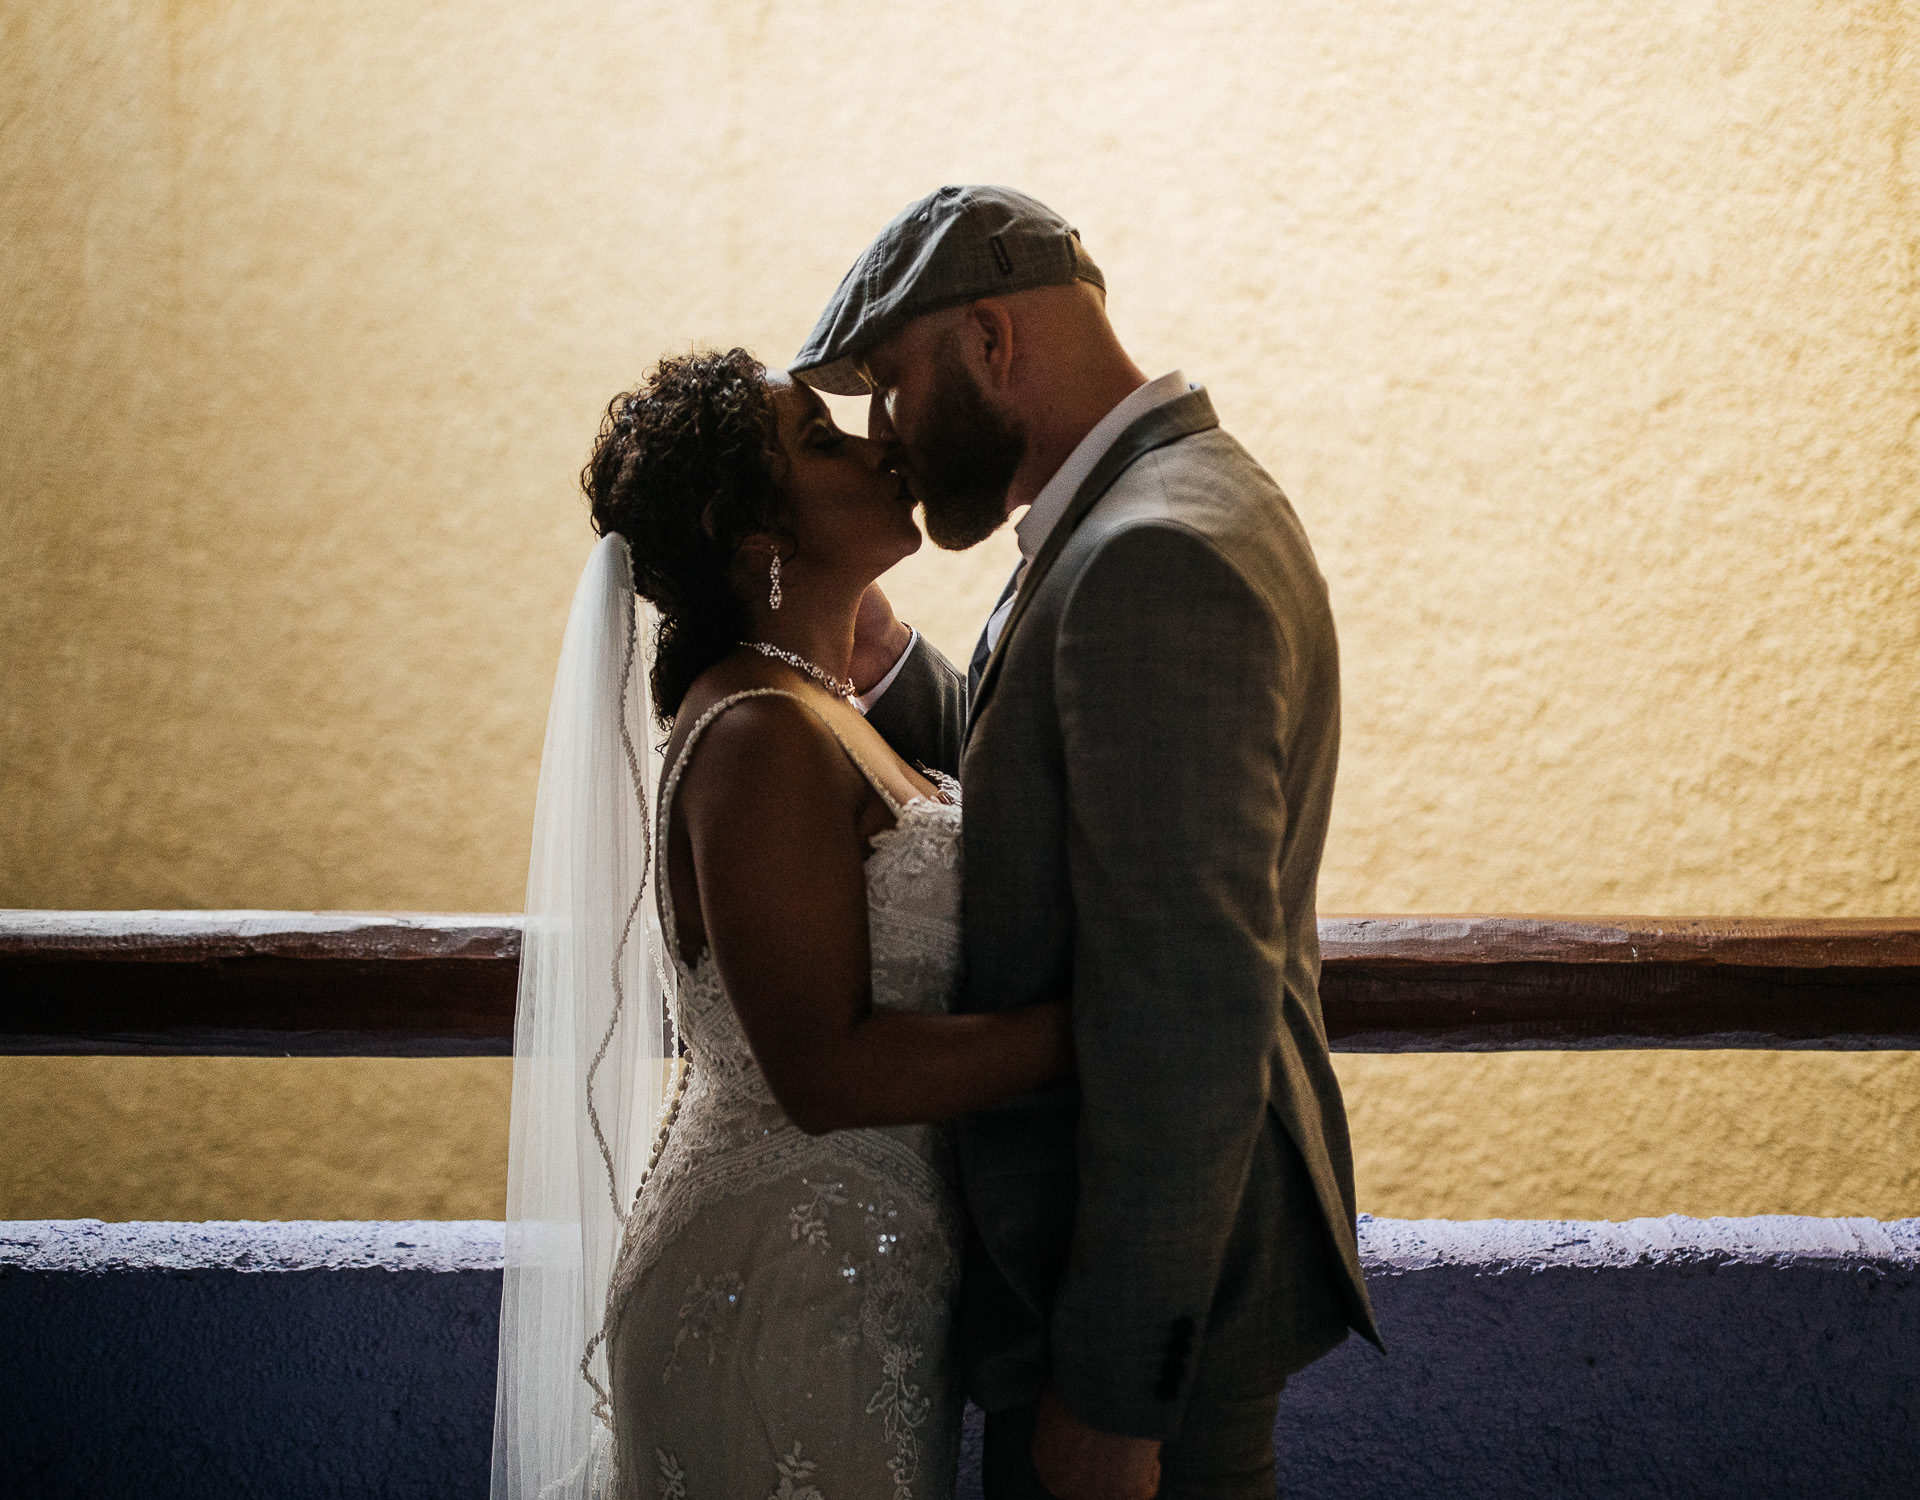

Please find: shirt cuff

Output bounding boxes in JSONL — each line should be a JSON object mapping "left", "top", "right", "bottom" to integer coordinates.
{"left": 855, "top": 627, "right": 919, "bottom": 715}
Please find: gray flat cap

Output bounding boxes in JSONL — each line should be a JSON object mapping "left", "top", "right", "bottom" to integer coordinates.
{"left": 792, "top": 185, "right": 1105, "bottom": 396}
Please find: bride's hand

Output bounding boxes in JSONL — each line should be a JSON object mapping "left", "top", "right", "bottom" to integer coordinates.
{"left": 850, "top": 584, "right": 912, "bottom": 694}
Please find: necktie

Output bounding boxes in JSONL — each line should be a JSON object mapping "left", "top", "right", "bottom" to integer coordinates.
{"left": 968, "top": 563, "right": 1024, "bottom": 702}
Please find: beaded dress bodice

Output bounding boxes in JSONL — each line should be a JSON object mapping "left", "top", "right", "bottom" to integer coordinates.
{"left": 602, "top": 689, "right": 965, "bottom": 1500}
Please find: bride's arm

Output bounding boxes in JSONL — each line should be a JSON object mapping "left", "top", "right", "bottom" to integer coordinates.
{"left": 674, "top": 693, "right": 1070, "bottom": 1135}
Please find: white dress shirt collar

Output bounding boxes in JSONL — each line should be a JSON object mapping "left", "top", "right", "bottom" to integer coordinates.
{"left": 854, "top": 627, "right": 917, "bottom": 715}
{"left": 1012, "top": 369, "right": 1193, "bottom": 564}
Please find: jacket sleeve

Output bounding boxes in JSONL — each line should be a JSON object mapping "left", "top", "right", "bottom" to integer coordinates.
{"left": 1048, "top": 519, "right": 1293, "bottom": 1438}
{"left": 863, "top": 632, "right": 967, "bottom": 779}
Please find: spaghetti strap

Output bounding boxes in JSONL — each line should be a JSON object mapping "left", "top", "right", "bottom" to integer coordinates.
{"left": 655, "top": 689, "right": 905, "bottom": 965}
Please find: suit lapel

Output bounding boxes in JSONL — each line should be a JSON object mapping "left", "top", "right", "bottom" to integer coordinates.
{"left": 964, "top": 387, "right": 1219, "bottom": 744}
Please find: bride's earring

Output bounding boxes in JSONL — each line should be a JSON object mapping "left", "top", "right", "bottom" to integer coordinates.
{"left": 768, "top": 552, "right": 783, "bottom": 611}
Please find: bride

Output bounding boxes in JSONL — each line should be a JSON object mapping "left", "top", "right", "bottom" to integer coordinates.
{"left": 490, "top": 348, "right": 1071, "bottom": 1500}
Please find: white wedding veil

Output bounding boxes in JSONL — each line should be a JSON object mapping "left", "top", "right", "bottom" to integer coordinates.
{"left": 491, "top": 533, "right": 673, "bottom": 1500}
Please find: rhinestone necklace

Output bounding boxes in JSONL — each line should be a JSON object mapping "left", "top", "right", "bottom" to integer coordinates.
{"left": 742, "top": 641, "right": 859, "bottom": 701}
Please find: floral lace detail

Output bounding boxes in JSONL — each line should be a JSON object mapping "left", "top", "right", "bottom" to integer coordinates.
{"left": 790, "top": 1180, "right": 849, "bottom": 1247}
{"left": 922, "top": 768, "right": 961, "bottom": 804}
{"left": 609, "top": 1056, "right": 956, "bottom": 1309}
{"left": 663, "top": 1272, "right": 742, "bottom": 1382}
{"left": 655, "top": 1450, "right": 687, "bottom": 1499}
{"left": 770, "top": 1442, "right": 826, "bottom": 1500}
{"left": 862, "top": 1305, "right": 931, "bottom": 1500}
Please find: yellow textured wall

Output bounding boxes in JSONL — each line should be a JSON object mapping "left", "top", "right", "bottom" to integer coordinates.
{"left": 3, "top": 1, "right": 1915, "bottom": 1221}
{"left": 3, "top": 1051, "right": 1914, "bottom": 1223}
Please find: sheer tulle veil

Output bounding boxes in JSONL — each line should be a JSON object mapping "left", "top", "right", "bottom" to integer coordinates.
{"left": 491, "top": 533, "right": 673, "bottom": 1499}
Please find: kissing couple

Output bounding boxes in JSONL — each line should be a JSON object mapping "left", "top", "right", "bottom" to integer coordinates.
{"left": 492, "top": 187, "right": 1381, "bottom": 1500}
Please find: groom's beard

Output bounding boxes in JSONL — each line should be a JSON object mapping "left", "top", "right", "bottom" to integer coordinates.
{"left": 909, "top": 344, "right": 1025, "bottom": 552}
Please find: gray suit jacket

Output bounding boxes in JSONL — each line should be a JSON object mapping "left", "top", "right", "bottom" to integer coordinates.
{"left": 863, "top": 632, "right": 965, "bottom": 780}
{"left": 876, "top": 388, "right": 1379, "bottom": 1439}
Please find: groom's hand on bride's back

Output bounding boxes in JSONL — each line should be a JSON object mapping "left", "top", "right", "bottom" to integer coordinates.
{"left": 850, "top": 583, "right": 912, "bottom": 694}
{"left": 1032, "top": 1389, "right": 1161, "bottom": 1500}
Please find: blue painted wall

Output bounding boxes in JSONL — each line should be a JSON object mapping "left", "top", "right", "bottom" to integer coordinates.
{"left": 1280, "top": 1225, "right": 1920, "bottom": 1495}
{"left": 0, "top": 1224, "right": 500, "bottom": 1498}
{"left": 3, "top": 1217, "right": 1915, "bottom": 1498}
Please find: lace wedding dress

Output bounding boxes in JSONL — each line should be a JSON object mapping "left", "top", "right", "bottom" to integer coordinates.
{"left": 601, "top": 689, "right": 966, "bottom": 1500}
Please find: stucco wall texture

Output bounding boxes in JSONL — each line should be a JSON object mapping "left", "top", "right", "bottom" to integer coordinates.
{"left": 2, "top": 1050, "right": 1915, "bottom": 1223}
{"left": 3, "top": 2, "right": 1915, "bottom": 1221}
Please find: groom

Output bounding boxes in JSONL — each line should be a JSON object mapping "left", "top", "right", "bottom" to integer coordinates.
{"left": 800, "top": 187, "right": 1379, "bottom": 1500}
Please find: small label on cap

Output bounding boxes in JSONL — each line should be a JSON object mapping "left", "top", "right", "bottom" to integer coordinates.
{"left": 989, "top": 235, "right": 1014, "bottom": 276}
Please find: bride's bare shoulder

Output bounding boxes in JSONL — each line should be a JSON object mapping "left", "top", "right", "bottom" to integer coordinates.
{"left": 666, "top": 679, "right": 860, "bottom": 818}
{"left": 663, "top": 654, "right": 797, "bottom": 760}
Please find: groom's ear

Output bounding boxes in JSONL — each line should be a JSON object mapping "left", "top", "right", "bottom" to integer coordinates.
{"left": 961, "top": 298, "right": 1019, "bottom": 393}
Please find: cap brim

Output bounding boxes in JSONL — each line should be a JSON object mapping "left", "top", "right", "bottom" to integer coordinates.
{"left": 790, "top": 356, "right": 870, "bottom": 398}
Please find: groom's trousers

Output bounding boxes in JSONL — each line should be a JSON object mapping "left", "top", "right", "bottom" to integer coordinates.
{"left": 980, "top": 1392, "right": 1283, "bottom": 1500}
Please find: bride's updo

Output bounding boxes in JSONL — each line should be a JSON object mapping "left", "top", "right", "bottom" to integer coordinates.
{"left": 583, "top": 348, "right": 789, "bottom": 724}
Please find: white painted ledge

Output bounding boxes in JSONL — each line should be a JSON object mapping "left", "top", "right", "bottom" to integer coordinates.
{"left": 6, "top": 1213, "right": 1915, "bottom": 1275}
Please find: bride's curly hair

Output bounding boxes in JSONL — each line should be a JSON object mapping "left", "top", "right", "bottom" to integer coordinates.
{"left": 583, "top": 348, "right": 791, "bottom": 724}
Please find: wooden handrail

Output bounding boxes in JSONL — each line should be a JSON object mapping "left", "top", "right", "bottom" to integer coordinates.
{"left": 2, "top": 911, "right": 1916, "bottom": 1056}
{"left": 1318, "top": 915, "right": 1920, "bottom": 1051}
{"left": 0, "top": 913, "right": 518, "bottom": 1057}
